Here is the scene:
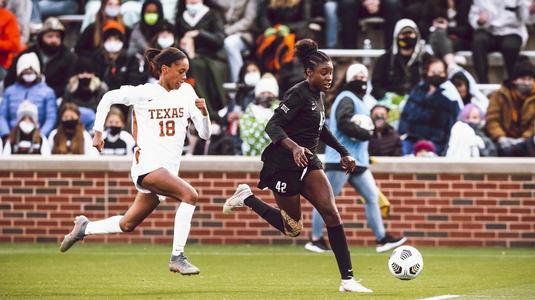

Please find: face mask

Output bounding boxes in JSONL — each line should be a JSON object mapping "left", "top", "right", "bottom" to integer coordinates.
{"left": 22, "top": 73, "right": 37, "bottom": 83}
{"left": 244, "top": 72, "right": 261, "bottom": 87}
{"left": 62, "top": 119, "right": 78, "bottom": 129}
{"left": 144, "top": 13, "right": 159, "bottom": 25}
{"left": 467, "top": 122, "right": 481, "bottom": 131}
{"left": 397, "top": 36, "right": 417, "bottom": 49}
{"left": 19, "top": 120, "right": 35, "bottom": 134}
{"left": 157, "top": 37, "right": 174, "bottom": 48}
{"left": 105, "top": 6, "right": 120, "bottom": 17}
{"left": 516, "top": 83, "right": 533, "bottom": 96}
{"left": 79, "top": 77, "right": 91, "bottom": 88}
{"left": 346, "top": 80, "right": 367, "bottom": 96}
{"left": 186, "top": 3, "right": 203, "bottom": 15}
{"left": 104, "top": 40, "right": 123, "bottom": 53}
{"left": 108, "top": 126, "right": 122, "bottom": 135}
{"left": 40, "top": 42, "right": 61, "bottom": 55}
{"left": 372, "top": 115, "right": 386, "bottom": 128}
{"left": 427, "top": 75, "right": 447, "bottom": 87}
{"left": 257, "top": 95, "right": 274, "bottom": 108}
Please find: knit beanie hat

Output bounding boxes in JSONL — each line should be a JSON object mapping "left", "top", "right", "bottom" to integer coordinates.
{"left": 346, "top": 63, "right": 368, "bottom": 83}
{"left": 255, "top": 74, "right": 279, "bottom": 97}
{"left": 17, "top": 101, "right": 39, "bottom": 125}
{"left": 16, "top": 52, "right": 41, "bottom": 76}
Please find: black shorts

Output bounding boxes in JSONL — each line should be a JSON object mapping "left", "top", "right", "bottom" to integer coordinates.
{"left": 257, "top": 158, "right": 323, "bottom": 196}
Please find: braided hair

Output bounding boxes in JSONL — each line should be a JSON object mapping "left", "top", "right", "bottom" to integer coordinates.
{"left": 294, "top": 39, "right": 331, "bottom": 76}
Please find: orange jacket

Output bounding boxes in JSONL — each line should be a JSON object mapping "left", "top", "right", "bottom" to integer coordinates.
{"left": 0, "top": 8, "right": 20, "bottom": 69}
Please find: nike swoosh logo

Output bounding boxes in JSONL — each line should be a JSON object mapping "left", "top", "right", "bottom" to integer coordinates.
{"left": 148, "top": 99, "right": 153, "bottom": 102}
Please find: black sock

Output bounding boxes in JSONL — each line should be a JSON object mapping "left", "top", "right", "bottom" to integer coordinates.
{"left": 327, "top": 224, "right": 354, "bottom": 280}
{"left": 244, "top": 195, "right": 285, "bottom": 233}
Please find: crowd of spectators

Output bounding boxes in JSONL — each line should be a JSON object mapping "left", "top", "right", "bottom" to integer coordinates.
{"left": 0, "top": 0, "right": 534, "bottom": 158}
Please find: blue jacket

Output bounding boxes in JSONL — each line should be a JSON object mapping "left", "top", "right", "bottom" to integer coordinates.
{"left": 399, "top": 82, "right": 460, "bottom": 147}
{"left": 0, "top": 81, "right": 57, "bottom": 137}
{"left": 325, "top": 91, "right": 370, "bottom": 167}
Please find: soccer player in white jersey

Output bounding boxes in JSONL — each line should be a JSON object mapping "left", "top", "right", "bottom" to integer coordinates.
{"left": 60, "top": 47, "right": 211, "bottom": 275}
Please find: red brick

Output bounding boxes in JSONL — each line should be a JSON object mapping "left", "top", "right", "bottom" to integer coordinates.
{"left": 393, "top": 174, "right": 413, "bottom": 180}
{"left": 404, "top": 182, "right": 426, "bottom": 189}
{"left": 0, "top": 171, "right": 11, "bottom": 178}
{"left": 476, "top": 183, "right": 497, "bottom": 189}
{"left": 12, "top": 171, "right": 35, "bottom": 178}
{"left": 451, "top": 232, "right": 471, "bottom": 238}
{"left": 428, "top": 183, "right": 449, "bottom": 189}
{"left": 2, "top": 180, "right": 22, "bottom": 186}
{"left": 439, "top": 174, "right": 461, "bottom": 181}
{"left": 474, "top": 232, "right": 495, "bottom": 238}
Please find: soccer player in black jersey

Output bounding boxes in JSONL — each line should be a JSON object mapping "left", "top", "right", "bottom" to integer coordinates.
{"left": 223, "top": 39, "right": 373, "bottom": 293}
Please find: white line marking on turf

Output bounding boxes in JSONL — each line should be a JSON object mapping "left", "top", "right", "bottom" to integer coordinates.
{"left": 418, "top": 295, "right": 460, "bottom": 300}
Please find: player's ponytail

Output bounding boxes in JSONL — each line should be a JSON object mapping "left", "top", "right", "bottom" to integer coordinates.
{"left": 144, "top": 47, "right": 187, "bottom": 77}
{"left": 294, "top": 39, "right": 330, "bottom": 74}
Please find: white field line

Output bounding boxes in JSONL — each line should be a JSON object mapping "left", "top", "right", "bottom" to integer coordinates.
{"left": 418, "top": 295, "right": 461, "bottom": 300}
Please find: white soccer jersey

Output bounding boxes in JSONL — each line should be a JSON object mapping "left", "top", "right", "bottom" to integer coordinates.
{"left": 94, "top": 82, "right": 211, "bottom": 183}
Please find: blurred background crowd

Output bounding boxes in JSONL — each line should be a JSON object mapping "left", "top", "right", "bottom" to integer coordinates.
{"left": 0, "top": 0, "right": 534, "bottom": 158}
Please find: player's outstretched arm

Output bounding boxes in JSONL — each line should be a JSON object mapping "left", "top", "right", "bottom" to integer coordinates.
{"left": 93, "top": 86, "right": 138, "bottom": 133}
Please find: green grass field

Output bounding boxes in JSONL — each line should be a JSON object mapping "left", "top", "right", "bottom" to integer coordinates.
{"left": 1, "top": 244, "right": 534, "bottom": 299}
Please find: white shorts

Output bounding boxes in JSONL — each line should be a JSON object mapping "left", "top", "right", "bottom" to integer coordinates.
{"left": 130, "top": 162, "right": 180, "bottom": 201}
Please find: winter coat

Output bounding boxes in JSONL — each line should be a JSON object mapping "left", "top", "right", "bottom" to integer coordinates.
{"left": 176, "top": 8, "right": 225, "bottom": 58}
{"left": 399, "top": 82, "right": 461, "bottom": 148}
{"left": 4, "top": 45, "right": 76, "bottom": 97}
{"left": 75, "top": 22, "right": 131, "bottom": 57}
{"left": 91, "top": 50, "right": 146, "bottom": 91}
{"left": 257, "top": 0, "right": 312, "bottom": 38}
{"left": 212, "top": 0, "right": 257, "bottom": 45}
{"left": 368, "top": 124, "right": 402, "bottom": 156}
{"left": 0, "top": 81, "right": 57, "bottom": 137}
{"left": 0, "top": 8, "right": 20, "bottom": 69}
{"left": 371, "top": 19, "right": 423, "bottom": 100}
{"left": 62, "top": 76, "right": 109, "bottom": 111}
{"left": 486, "top": 83, "right": 535, "bottom": 140}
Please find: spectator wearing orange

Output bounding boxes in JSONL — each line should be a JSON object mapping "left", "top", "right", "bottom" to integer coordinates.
{"left": 49, "top": 103, "right": 98, "bottom": 155}
{"left": 486, "top": 60, "right": 535, "bottom": 157}
{"left": 4, "top": 17, "right": 76, "bottom": 97}
{"left": 0, "top": 1, "right": 20, "bottom": 81}
{"left": 76, "top": 0, "right": 131, "bottom": 57}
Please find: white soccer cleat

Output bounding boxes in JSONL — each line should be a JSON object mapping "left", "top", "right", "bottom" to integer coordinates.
{"left": 339, "top": 278, "right": 373, "bottom": 293}
{"left": 223, "top": 184, "right": 252, "bottom": 214}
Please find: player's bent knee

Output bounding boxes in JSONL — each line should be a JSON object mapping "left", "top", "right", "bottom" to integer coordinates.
{"left": 181, "top": 188, "right": 198, "bottom": 205}
{"left": 119, "top": 220, "right": 138, "bottom": 232}
{"left": 321, "top": 208, "right": 341, "bottom": 227}
{"left": 281, "top": 210, "right": 303, "bottom": 237}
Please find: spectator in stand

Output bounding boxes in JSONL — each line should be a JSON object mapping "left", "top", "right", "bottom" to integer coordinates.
{"left": 0, "top": 1, "right": 20, "bottom": 82}
{"left": 3, "top": 100, "right": 51, "bottom": 155}
{"left": 486, "top": 59, "right": 535, "bottom": 157}
{"left": 32, "top": 0, "right": 78, "bottom": 20}
{"left": 371, "top": 18, "right": 423, "bottom": 127}
{"left": 0, "top": 52, "right": 57, "bottom": 140}
{"left": 368, "top": 104, "right": 402, "bottom": 156}
{"left": 398, "top": 56, "right": 461, "bottom": 156}
{"left": 339, "top": 0, "right": 402, "bottom": 49}
{"left": 127, "top": 0, "right": 167, "bottom": 57}
{"left": 76, "top": 0, "right": 131, "bottom": 58}
{"left": 419, "top": 0, "right": 472, "bottom": 66}
{"left": 49, "top": 103, "right": 98, "bottom": 155}
{"left": 449, "top": 64, "right": 489, "bottom": 112}
{"left": 149, "top": 22, "right": 178, "bottom": 50}
{"left": 82, "top": 0, "right": 142, "bottom": 30}
{"left": 176, "top": 0, "right": 227, "bottom": 113}
{"left": 446, "top": 103, "right": 496, "bottom": 158}
{"left": 469, "top": 0, "right": 535, "bottom": 83}
{"left": 412, "top": 139, "right": 437, "bottom": 157}
{"left": 92, "top": 21, "right": 146, "bottom": 91}
{"left": 5, "top": 0, "right": 32, "bottom": 46}
{"left": 4, "top": 17, "right": 76, "bottom": 97}
{"left": 101, "top": 106, "right": 135, "bottom": 156}
{"left": 240, "top": 74, "right": 279, "bottom": 156}
{"left": 256, "top": 0, "right": 325, "bottom": 74}
{"left": 62, "top": 58, "right": 109, "bottom": 130}
{"left": 92, "top": 21, "right": 146, "bottom": 122}
{"left": 212, "top": 0, "right": 257, "bottom": 83}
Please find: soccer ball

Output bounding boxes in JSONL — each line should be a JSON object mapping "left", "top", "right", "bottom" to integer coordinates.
{"left": 388, "top": 246, "right": 423, "bottom": 280}
{"left": 350, "top": 114, "right": 374, "bottom": 131}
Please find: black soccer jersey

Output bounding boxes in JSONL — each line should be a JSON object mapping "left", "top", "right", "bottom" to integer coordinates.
{"left": 262, "top": 80, "right": 348, "bottom": 170}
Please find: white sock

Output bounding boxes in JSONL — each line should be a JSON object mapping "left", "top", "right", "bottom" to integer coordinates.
{"left": 84, "top": 216, "right": 123, "bottom": 235}
{"left": 172, "top": 202, "right": 196, "bottom": 256}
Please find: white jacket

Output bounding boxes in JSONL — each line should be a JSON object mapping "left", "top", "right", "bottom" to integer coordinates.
{"left": 446, "top": 121, "right": 485, "bottom": 158}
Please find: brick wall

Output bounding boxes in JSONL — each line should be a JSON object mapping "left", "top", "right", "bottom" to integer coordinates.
{"left": 0, "top": 157, "right": 534, "bottom": 247}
